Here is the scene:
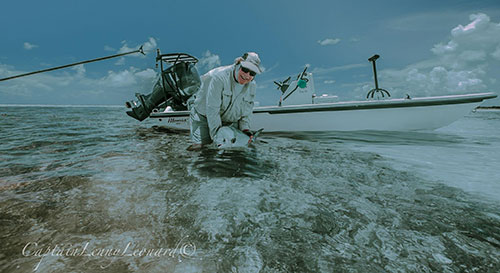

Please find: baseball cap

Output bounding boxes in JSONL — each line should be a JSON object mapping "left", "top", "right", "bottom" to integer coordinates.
{"left": 240, "top": 52, "right": 262, "bottom": 74}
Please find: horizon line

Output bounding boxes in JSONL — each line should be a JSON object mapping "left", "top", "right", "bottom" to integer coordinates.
{"left": 0, "top": 103, "right": 124, "bottom": 108}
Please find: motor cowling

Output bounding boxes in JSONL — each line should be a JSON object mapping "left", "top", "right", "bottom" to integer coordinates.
{"left": 126, "top": 62, "right": 201, "bottom": 121}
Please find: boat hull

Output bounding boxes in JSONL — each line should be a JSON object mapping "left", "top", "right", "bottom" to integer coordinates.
{"left": 150, "top": 92, "right": 497, "bottom": 132}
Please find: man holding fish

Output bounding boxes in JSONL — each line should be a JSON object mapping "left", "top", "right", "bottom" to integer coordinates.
{"left": 188, "top": 52, "right": 263, "bottom": 150}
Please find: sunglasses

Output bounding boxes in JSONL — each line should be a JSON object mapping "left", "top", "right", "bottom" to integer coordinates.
{"left": 241, "top": 66, "right": 257, "bottom": 77}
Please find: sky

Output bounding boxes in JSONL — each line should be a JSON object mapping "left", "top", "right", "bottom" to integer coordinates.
{"left": 1, "top": 0, "right": 500, "bottom": 106}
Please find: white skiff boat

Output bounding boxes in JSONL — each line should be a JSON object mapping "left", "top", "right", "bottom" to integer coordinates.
{"left": 125, "top": 52, "right": 498, "bottom": 132}
{"left": 150, "top": 92, "right": 497, "bottom": 132}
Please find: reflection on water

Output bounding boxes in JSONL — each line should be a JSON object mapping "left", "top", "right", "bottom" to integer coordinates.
{"left": 1, "top": 107, "right": 499, "bottom": 272}
{"left": 266, "top": 129, "right": 466, "bottom": 146}
{"left": 192, "top": 148, "right": 276, "bottom": 179}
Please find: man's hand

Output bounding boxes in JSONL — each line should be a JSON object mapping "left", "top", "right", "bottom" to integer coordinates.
{"left": 242, "top": 129, "right": 254, "bottom": 144}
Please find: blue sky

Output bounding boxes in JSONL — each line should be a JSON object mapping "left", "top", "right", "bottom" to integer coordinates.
{"left": 1, "top": 0, "right": 499, "bottom": 105}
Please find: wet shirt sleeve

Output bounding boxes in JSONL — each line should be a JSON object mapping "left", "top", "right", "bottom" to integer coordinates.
{"left": 205, "top": 76, "right": 224, "bottom": 139}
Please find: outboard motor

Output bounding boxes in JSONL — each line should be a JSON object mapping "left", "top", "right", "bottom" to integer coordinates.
{"left": 125, "top": 51, "right": 201, "bottom": 121}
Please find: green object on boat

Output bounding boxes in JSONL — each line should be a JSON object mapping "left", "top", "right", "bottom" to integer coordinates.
{"left": 297, "top": 79, "right": 307, "bottom": 88}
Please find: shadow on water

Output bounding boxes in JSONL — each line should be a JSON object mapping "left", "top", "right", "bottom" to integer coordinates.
{"left": 135, "top": 126, "right": 277, "bottom": 179}
{"left": 131, "top": 125, "right": 189, "bottom": 140}
{"left": 191, "top": 147, "right": 276, "bottom": 179}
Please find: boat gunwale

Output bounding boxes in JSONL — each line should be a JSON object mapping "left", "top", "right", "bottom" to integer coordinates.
{"left": 149, "top": 92, "right": 497, "bottom": 118}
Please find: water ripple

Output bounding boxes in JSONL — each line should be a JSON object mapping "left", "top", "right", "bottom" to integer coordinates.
{"left": 0, "top": 107, "right": 499, "bottom": 272}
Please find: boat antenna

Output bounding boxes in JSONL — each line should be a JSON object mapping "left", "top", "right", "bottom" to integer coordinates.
{"left": 0, "top": 46, "right": 145, "bottom": 82}
{"left": 366, "top": 54, "right": 391, "bottom": 99}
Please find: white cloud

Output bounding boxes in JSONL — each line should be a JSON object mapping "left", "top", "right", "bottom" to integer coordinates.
{"left": 135, "top": 68, "right": 157, "bottom": 79}
{"left": 2, "top": 38, "right": 161, "bottom": 104}
{"left": 367, "top": 13, "right": 500, "bottom": 99}
{"left": 324, "top": 80, "right": 336, "bottom": 84}
{"left": 458, "top": 50, "right": 486, "bottom": 62}
{"left": 431, "top": 41, "right": 458, "bottom": 55}
{"left": 23, "top": 42, "right": 38, "bottom": 50}
{"left": 102, "top": 69, "right": 138, "bottom": 87}
{"left": 432, "top": 13, "right": 500, "bottom": 58}
{"left": 104, "top": 45, "right": 115, "bottom": 52}
{"left": 142, "top": 37, "right": 157, "bottom": 52}
{"left": 451, "top": 13, "right": 490, "bottom": 37}
{"left": 0, "top": 63, "right": 14, "bottom": 77}
{"left": 404, "top": 66, "right": 484, "bottom": 93}
{"left": 0, "top": 63, "right": 158, "bottom": 104}
{"left": 118, "top": 37, "right": 157, "bottom": 56}
{"left": 97, "top": 67, "right": 157, "bottom": 89}
{"left": 115, "top": 57, "right": 125, "bottom": 66}
{"left": 317, "top": 38, "right": 341, "bottom": 46}
{"left": 492, "top": 46, "right": 500, "bottom": 60}
{"left": 71, "top": 64, "right": 86, "bottom": 78}
{"left": 118, "top": 41, "right": 135, "bottom": 53}
{"left": 198, "top": 50, "right": 221, "bottom": 72}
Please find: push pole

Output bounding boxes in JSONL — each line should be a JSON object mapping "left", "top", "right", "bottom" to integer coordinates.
{"left": 366, "top": 54, "right": 390, "bottom": 98}
{"left": 0, "top": 46, "right": 145, "bottom": 82}
{"left": 368, "top": 54, "right": 380, "bottom": 90}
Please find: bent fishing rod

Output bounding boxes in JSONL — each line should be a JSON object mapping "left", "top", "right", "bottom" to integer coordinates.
{"left": 0, "top": 46, "right": 145, "bottom": 82}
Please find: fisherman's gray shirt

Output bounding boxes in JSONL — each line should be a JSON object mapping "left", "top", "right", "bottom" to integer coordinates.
{"left": 192, "top": 64, "right": 256, "bottom": 139}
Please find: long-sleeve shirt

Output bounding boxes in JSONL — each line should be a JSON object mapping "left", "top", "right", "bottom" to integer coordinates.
{"left": 192, "top": 64, "right": 256, "bottom": 139}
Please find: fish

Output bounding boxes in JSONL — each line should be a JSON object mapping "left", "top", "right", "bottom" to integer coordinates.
{"left": 213, "top": 126, "right": 263, "bottom": 149}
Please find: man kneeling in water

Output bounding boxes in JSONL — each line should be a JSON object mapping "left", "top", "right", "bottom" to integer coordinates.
{"left": 188, "top": 52, "right": 262, "bottom": 150}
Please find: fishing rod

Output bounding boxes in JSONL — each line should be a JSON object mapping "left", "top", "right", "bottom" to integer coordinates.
{"left": 0, "top": 46, "right": 145, "bottom": 82}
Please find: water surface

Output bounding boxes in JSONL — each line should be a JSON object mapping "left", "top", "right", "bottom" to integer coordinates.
{"left": 1, "top": 106, "right": 499, "bottom": 272}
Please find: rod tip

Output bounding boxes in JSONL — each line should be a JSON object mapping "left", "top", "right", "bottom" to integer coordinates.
{"left": 138, "top": 45, "right": 145, "bottom": 55}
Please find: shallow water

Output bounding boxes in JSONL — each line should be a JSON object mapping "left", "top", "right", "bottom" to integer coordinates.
{"left": 0, "top": 106, "right": 499, "bottom": 272}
